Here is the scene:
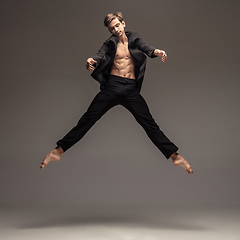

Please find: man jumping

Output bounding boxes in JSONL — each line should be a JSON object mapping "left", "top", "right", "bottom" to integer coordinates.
{"left": 40, "top": 12, "right": 193, "bottom": 174}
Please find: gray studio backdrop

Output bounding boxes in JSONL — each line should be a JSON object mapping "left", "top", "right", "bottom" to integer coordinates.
{"left": 0, "top": 0, "right": 239, "bottom": 206}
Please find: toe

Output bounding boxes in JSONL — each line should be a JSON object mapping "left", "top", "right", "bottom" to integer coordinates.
{"left": 40, "top": 161, "right": 47, "bottom": 169}
{"left": 186, "top": 167, "right": 193, "bottom": 174}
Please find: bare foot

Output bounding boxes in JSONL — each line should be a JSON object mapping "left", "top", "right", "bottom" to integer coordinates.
{"left": 40, "top": 146, "right": 64, "bottom": 170}
{"left": 170, "top": 152, "right": 193, "bottom": 175}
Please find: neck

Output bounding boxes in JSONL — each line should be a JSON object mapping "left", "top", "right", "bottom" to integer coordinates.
{"left": 118, "top": 32, "right": 127, "bottom": 44}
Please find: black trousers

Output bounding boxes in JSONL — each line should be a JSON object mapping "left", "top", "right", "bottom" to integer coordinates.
{"left": 57, "top": 75, "right": 178, "bottom": 159}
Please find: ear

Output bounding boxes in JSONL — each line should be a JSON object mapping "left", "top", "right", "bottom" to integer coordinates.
{"left": 122, "top": 21, "right": 126, "bottom": 28}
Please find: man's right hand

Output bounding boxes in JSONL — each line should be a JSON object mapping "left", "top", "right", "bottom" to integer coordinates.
{"left": 86, "top": 58, "right": 97, "bottom": 71}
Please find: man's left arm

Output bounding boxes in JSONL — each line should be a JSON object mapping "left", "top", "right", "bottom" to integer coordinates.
{"left": 134, "top": 33, "right": 167, "bottom": 62}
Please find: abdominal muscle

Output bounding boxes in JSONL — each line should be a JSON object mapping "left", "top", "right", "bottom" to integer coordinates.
{"left": 110, "top": 43, "right": 135, "bottom": 79}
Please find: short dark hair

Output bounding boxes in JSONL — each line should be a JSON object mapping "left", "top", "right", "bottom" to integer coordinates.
{"left": 104, "top": 12, "right": 123, "bottom": 27}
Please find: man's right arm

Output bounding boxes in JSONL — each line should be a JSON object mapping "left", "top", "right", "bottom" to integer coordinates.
{"left": 86, "top": 41, "right": 111, "bottom": 71}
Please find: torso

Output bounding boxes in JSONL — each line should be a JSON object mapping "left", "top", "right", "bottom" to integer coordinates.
{"left": 110, "top": 40, "right": 135, "bottom": 79}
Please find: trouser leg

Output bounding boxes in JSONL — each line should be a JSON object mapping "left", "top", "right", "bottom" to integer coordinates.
{"left": 57, "top": 89, "right": 118, "bottom": 152}
{"left": 122, "top": 91, "right": 178, "bottom": 159}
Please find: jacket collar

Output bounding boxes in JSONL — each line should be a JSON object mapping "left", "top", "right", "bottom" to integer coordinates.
{"left": 107, "top": 31, "right": 132, "bottom": 46}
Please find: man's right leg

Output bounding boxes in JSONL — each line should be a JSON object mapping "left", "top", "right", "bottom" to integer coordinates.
{"left": 40, "top": 89, "right": 118, "bottom": 169}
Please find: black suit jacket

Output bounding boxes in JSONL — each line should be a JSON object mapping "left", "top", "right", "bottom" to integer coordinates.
{"left": 91, "top": 31, "right": 157, "bottom": 91}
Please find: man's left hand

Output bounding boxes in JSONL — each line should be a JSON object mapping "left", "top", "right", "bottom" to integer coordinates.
{"left": 154, "top": 49, "right": 167, "bottom": 62}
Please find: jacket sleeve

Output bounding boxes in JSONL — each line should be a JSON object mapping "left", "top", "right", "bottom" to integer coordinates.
{"left": 134, "top": 33, "right": 157, "bottom": 58}
{"left": 91, "top": 40, "right": 113, "bottom": 66}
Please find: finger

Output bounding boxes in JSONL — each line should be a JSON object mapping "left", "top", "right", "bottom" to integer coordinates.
{"left": 161, "top": 51, "right": 167, "bottom": 57}
{"left": 87, "top": 66, "right": 95, "bottom": 71}
{"left": 162, "top": 57, "right": 167, "bottom": 62}
{"left": 86, "top": 62, "right": 93, "bottom": 68}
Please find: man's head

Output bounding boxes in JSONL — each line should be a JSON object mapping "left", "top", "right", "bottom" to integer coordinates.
{"left": 104, "top": 12, "right": 126, "bottom": 37}
{"left": 104, "top": 12, "right": 123, "bottom": 27}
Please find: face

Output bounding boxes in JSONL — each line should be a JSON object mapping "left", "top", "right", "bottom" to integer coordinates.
{"left": 107, "top": 18, "right": 126, "bottom": 37}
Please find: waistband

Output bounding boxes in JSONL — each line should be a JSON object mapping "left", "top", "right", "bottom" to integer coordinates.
{"left": 108, "top": 75, "right": 136, "bottom": 84}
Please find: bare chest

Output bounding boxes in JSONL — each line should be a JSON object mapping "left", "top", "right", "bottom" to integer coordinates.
{"left": 115, "top": 42, "right": 131, "bottom": 60}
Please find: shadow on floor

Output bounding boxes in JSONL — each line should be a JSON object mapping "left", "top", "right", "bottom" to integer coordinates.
{"left": 18, "top": 207, "right": 209, "bottom": 231}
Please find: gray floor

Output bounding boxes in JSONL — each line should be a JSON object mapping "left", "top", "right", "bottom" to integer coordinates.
{"left": 1, "top": 205, "right": 239, "bottom": 240}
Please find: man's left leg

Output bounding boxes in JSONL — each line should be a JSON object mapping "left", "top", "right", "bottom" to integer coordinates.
{"left": 122, "top": 91, "right": 193, "bottom": 174}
